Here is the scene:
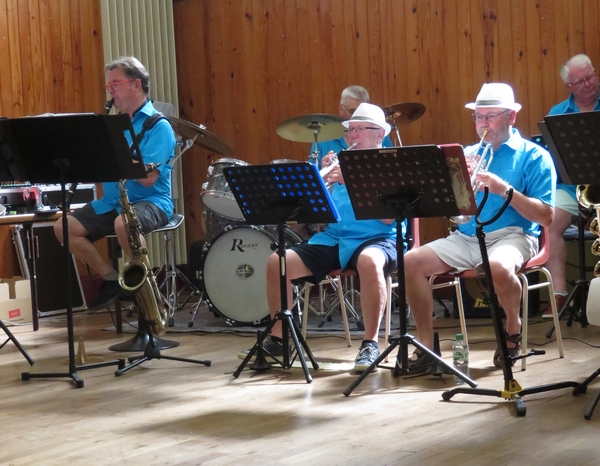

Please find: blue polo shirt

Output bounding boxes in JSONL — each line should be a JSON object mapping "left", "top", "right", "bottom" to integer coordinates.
{"left": 548, "top": 89, "right": 600, "bottom": 201}
{"left": 91, "top": 100, "right": 175, "bottom": 218}
{"left": 308, "top": 183, "right": 400, "bottom": 269}
{"left": 458, "top": 128, "right": 556, "bottom": 237}
{"left": 311, "top": 134, "right": 394, "bottom": 168}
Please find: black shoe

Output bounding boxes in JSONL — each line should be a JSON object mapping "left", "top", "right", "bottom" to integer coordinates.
{"left": 88, "top": 280, "right": 124, "bottom": 310}
{"left": 237, "top": 338, "right": 286, "bottom": 364}
{"left": 407, "top": 348, "right": 434, "bottom": 373}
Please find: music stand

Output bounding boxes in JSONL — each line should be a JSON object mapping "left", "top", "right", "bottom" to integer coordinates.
{"left": 223, "top": 162, "right": 340, "bottom": 383}
{"left": 0, "top": 112, "right": 150, "bottom": 388}
{"left": 541, "top": 111, "right": 600, "bottom": 418}
{"left": 338, "top": 144, "right": 478, "bottom": 396}
{"left": 539, "top": 113, "right": 600, "bottom": 330}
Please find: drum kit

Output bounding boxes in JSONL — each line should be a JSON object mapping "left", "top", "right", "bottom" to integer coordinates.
{"left": 174, "top": 101, "right": 425, "bottom": 326}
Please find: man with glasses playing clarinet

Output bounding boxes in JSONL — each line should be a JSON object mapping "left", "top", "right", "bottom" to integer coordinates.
{"left": 404, "top": 83, "right": 556, "bottom": 371}
{"left": 542, "top": 54, "right": 600, "bottom": 318}
{"left": 238, "top": 102, "right": 402, "bottom": 372}
{"left": 53, "top": 56, "right": 175, "bottom": 310}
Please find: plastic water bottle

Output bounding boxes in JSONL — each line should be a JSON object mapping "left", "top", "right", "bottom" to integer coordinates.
{"left": 452, "top": 333, "right": 469, "bottom": 385}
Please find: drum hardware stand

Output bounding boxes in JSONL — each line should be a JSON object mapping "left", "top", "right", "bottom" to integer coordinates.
{"left": 340, "top": 145, "right": 478, "bottom": 396}
{"left": 223, "top": 162, "right": 340, "bottom": 383}
{"left": 440, "top": 188, "right": 580, "bottom": 416}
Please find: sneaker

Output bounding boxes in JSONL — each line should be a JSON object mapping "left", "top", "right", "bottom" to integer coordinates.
{"left": 542, "top": 294, "right": 568, "bottom": 319}
{"left": 237, "top": 337, "right": 286, "bottom": 364}
{"left": 353, "top": 341, "right": 380, "bottom": 373}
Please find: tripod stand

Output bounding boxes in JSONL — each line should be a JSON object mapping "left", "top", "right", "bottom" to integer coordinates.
{"left": 339, "top": 145, "right": 479, "bottom": 396}
{"left": 0, "top": 113, "right": 148, "bottom": 387}
{"left": 441, "top": 189, "right": 579, "bottom": 416}
{"left": 223, "top": 162, "right": 340, "bottom": 382}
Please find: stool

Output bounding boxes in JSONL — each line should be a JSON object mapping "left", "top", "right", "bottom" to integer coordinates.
{"left": 152, "top": 213, "right": 202, "bottom": 325}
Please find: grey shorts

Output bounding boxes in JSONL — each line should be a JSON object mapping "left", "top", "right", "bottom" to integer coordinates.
{"left": 70, "top": 202, "right": 168, "bottom": 243}
{"left": 426, "top": 227, "right": 538, "bottom": 274}
{"left": 290, "top": 238, "right": 397, "bottom": 284}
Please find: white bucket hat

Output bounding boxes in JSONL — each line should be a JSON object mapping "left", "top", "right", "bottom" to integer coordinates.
{"left": 465, "top": 83, "right": 522, "bottom": 112}
{"left": 342, "top": 102, "right": 392, "bottom": 136}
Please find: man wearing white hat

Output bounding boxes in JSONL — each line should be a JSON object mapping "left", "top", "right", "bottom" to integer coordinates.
{"left": 404, "top": 83, "right": 556, "bottom": 369}
{"left": 238, "top": 102, "right": 400, "bottom": 372}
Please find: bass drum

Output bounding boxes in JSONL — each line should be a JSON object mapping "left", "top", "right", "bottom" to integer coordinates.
{"left": 200, "top": 225, "right": 302, "bottom": 325}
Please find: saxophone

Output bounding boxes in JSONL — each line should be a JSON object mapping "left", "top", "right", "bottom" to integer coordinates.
{"left": 118, "top": 179, "right": 168, "bottom": 336}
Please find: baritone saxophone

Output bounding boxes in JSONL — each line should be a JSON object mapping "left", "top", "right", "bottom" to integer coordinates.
{"left": 118, "top": 179, "right": 168, "bottom": 335}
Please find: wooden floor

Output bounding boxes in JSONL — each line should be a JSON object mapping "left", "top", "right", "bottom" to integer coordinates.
{"left": 1, "top": 306, "right": 600, "bottom": 466}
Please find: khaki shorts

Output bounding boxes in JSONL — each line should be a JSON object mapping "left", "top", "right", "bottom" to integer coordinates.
{"left": 426, "top": 227, "right": 538, "bottom": 274}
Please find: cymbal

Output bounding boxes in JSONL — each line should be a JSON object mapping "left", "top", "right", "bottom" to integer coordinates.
{"left": 276, "top": 113, "right": 345, "bottom": 143}
{"left": 383, "top": 102, "right": 426, "bottom": 127}
{"left": 166, "top": 116, "right": 234, "bottom": 156}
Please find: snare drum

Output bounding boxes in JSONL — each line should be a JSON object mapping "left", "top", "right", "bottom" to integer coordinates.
{"left": 199, "top": 225, "right": 302, "bottom": 325}
{"left": 201, "top": 158, "right": 249, "bottom": 220}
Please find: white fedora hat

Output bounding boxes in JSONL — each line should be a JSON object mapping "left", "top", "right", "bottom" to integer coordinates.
{"left": 342, "top": 102, "right": 392, "bottom": 136}
{"left": 465, "top": 82, "right": 522, "bottom": 112}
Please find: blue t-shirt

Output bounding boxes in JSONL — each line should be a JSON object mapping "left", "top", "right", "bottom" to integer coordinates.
{"left": 311, "top": 134, "right": 394, "bottom": 168}
{"left": 308, "top": 183, "right": 402, "bottom": 269}
{"left": 458, "top": 128, "right": 556, "bottom": 237}
{"left": 91, "top": 100, "right": 176, "bottom": 218}
{"left": 548, "top": 89, "right": 600, "bottom": 201}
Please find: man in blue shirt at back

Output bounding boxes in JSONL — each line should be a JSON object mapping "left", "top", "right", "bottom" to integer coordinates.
{"left": 404, "top": 83, "right": 556, "bottom": 370}
{"left": 311, "top": 85, "right": 393, "bottom": 167}
{"left": 54, "top": 56, "right": 175, "bottom": 310}
{"left": 543, "top": 54, "right": 600, "bottom": 318}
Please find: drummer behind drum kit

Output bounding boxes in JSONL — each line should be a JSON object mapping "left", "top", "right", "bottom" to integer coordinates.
{"left": 190, "top": 101, "right": 425, "bottom": 327}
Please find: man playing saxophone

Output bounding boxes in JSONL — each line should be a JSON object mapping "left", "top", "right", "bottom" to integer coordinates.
{"left": 53, "top": 56, "right": 175, "bottom": 310}
{"left": 404, "top": 83, "right": 556, "bottom": 370}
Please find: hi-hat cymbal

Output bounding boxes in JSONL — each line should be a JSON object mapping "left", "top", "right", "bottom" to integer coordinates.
{"left": 276, "top": 113, "right": 345, "bottom": 143}
{"left": 383, "top": 102, "right": 426, "bottom": 127}
{"left": 166, "top": 116, "right": 234, "bottom": 156}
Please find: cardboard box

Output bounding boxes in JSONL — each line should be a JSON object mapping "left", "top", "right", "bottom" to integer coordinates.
{"left": 0, "top": 277, "right": 32, "bottom": 323}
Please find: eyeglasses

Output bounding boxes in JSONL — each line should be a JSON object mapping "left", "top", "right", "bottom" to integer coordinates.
{"left": 344, "top": 126, "right": 380, "bottom": 134}
{"left": 567, "top": 73, "right": 597, "bottom": 87}
{"left": 340, "top": 104, "right": 357, "bottom": 115}
{"left": 471, "top": 109, "right": 510, "bottom": 123}
{"left": 105, "top": 78, "right": 136, "bottom": 92}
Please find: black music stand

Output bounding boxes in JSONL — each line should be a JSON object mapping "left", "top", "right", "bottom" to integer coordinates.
{"left": 541, "top": 111, "right": 600, "bottom": 418}
{"left": 223, "top": 162, "right": 340, "bottom": 383}
{"left": 0, "top": 112, "right": 151, "bottom": 387}
{"left": 338, "top": 145, "right": 478, "bottom": 396}
{"left": 539, "top": 114, "right": 600, "bottom": 330}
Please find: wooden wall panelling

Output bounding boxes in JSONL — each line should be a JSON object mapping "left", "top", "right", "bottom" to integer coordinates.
{"left": 172, "top": 0, "right": 600, "bottom": 249}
